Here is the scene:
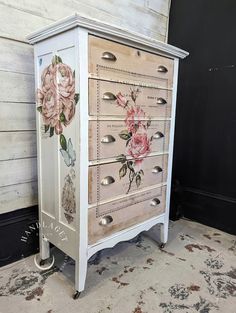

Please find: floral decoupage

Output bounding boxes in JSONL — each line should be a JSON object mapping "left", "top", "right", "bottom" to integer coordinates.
{"left": 36, "top": 55, "right": 79, "bottom": 224}
{"left": 115, "top": 88, "right": 152, "bottom": 194}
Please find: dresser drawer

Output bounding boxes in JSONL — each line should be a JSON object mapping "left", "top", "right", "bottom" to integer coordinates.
{"left": 88, "top": 186, "right": 166, "bottom": 244}
{"left": 89, "top": 154, "right": 168, "bottom": 204}
{"left": 89, "top": 79, "right": 172, "bottom": 118}
{"left": 89, "top": 36, "right": 174, "bottom": 88}
{"left": 89, "top": 120, "right": 170, "bottom": 161}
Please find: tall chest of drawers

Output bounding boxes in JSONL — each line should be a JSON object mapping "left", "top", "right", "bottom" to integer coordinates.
{"left": 27, "top": 13, "right": 188, "bottom": 297}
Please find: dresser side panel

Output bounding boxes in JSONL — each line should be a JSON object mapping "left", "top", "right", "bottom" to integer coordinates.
{"left": 34, "top": 30, "right": 78, "bottom": 258}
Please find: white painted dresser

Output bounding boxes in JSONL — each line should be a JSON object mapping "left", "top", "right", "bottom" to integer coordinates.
{"left": 27, "top": 13, "right": 188, "bottom": 298}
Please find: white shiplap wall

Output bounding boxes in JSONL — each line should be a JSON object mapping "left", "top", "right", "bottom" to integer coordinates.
{"left": 0, "top": 0, "right": 171, "bottom": 214}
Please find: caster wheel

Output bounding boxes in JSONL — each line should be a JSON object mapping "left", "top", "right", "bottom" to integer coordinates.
{"left": 160, "top": 243, "right": 166, "bottom": 249}
{"left": 73, "top": 291, "right": 81, "bottom": 300}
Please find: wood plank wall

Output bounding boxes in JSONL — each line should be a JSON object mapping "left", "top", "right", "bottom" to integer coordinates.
{"left": 0, "top": 0, "right": 171, "bottom": 214}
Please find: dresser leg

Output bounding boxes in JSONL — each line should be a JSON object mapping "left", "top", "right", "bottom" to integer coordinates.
{"left": 160, "top": 222, "right": 168, "bottom": 248}
{"left": 74, "top": 259, "right": 88, "bottom": 298}
{"left": 73, "top": 291, "right": 81, "bottom": 300}
{"left": 40, "top": 235, "right": 50, "bottom": 260}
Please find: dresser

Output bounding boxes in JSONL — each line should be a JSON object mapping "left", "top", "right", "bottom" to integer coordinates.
{"left": 27, "top": 13, "right": 188, "bottom": 298}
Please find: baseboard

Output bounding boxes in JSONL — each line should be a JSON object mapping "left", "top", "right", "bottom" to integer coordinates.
{"left": 0, "top": 206, "right": 39, "bottom": 267}
{"left": 180, "top": 187, "right": 236, "bottom": 235}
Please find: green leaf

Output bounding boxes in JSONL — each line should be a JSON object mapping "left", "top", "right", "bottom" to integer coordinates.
{"left": 129, "top": 170, "right": 135, "bottom": 181}
{"left": 136, "top": 174, "right": 141, "bottom": 188}
{"left": 37, "top": 106, "right": 42, "bottom": 113}
{"left": 127, "top": 161, "right": 134, "bottom": 171}
{"left": 44, "top": 125, "right": 49, "bottom": 133}
{"left": 147, "top": 118, "right": 151, "bottom": 128}
{"left": 57, "top": 56, "right": 62, "bottom": 63}
{"left": 60, "top": 134, "right": 67, "bottom": 150}
{"left": 126, "top": 137, "right": 131, "bottom": 147}
{"left": 116, "top": 154, "right": 127, "bottom": 163}
{"left": 74, "top": 93, "right": 80, "bottom": 105}
{"left": 139, "top": 169, "right": 144, "bottom": 176}
{"left": 60, "top": 112, "right": 66, "bottom": 122}
{"left": 52, "top": 55, "right": 62, "bottom": 65}
{"left": 49, "top": 127, "right": 54, "bottom": 137}
{"left": 119, "top": 130, "right": 131, "bottom": 140}
{"left": 119, "top": 164, "right": 127, "bottom": 179}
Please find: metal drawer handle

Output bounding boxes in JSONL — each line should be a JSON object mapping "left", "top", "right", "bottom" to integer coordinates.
{"left": 157, "top": 97, "right": 167, "bottom": 105}
{"left": 101, "top": 135, "right": 116, "bottom": 143}
{"left": 101, "top": 51, "right": 117, "bottom": 61}
{"left": 150, "top": 198, "right": 161, "bottom": 206}
{"left": 99, "top": 215, "right": 113, "bottom": 226}
{"left": 101, "top": 176, "right": 115, "bottom": 186}
{"left": 153, "top": 131, "right": 164, "bottom": 139}
{"left": 157, "top": 65, "right": 168, "bottom": 73}
{"left": 152, "top": 166, "right": 163, "bottom": 174}
{"left": 102, "top": 92, "right": 117, "bottom": 100}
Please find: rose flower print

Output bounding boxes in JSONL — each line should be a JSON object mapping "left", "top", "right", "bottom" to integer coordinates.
{"left": 116, "top": 88, "right": 152, "bottom": 194}
{"left": 36, "top": 56, "right": 79, "bottom": 224}
{"left": 36, "top": 55, "right": 79, "bottom": 137}
{"left": 127, "top": 130, "right": 151, "bottom": 160}
{"left": 125, "top": 106, "right": 146, "bottom": 133}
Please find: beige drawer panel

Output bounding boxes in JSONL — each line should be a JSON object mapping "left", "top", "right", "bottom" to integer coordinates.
{"left": 89, "top": 120, "right": 170, "bottom": 161}
{"left": 89, "top": 79, "right": 172, "bottom": 117}
{"left": 89, "top": 154, "right": 168, "bottom": 204}
{"left": 89, "top": 36, "right": 174, "bottom": 88}
{"left": 88, "top": 186, "right": 166, "bottom": 244}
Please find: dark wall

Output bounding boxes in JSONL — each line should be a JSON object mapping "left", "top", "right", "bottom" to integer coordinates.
{"left": 0, "top": 207, "right": 39, "bottom": 267}
{"left": 169, "top": 1, "right": 236, "bottom": 234}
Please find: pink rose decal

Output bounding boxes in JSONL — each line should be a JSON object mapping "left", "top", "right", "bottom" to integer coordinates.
{"left": 127, "top": 131, "right": 151, "bottom": 160}
{"left": 41, "top": 89, "right": 61, "bottom": 128}
{"left": 116, "top": 92, "right": 128, "bottom": 108}
{"left": 36, "top": 55, "right": 79, "bottom": 136}
{"left": 116, "top": 89, "right": 152, "bottom": 194}
{"left": 125, "top": 106, "right": 146, "bottom": 133}
{"left": 37, "top": 56, "right": 78, "bottom": 226}
{"left": 54, "top": 63, "right": 75, "bottom": 99}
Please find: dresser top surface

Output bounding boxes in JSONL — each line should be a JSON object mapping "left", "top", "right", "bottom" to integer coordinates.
{"left": 27, "top": 13, "right": 188, "bottom": 59}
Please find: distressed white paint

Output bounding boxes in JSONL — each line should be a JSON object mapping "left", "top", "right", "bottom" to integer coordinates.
{"left": 0, "top": 0, "right": 169, "bottom": 42}
{"left": 147, "top": 0, "right": 170, "bottom": 15}
{"left": 30, "top": 14, "right": 187, "bottom": 295}
{"left": 0, "top": 71, "right": 34, "bottom": 103}
{"left": 0, "top": 131, "right": 36, "bottom": 161}
{"left": 0, "top": 102, "right": 36, "bottom": 131}
{"left": 0, "top": 0, "right": 172, "bottom": 214}
{"left": 0, "top": 182, "right": 37, "bottom": 214}
{"left": 0, "top": 158, "right": 37, "bottom": 187}
{"left": 0, "top": 38, "right": 34, "bottom": 74}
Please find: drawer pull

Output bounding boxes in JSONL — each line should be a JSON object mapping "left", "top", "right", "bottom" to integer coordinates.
{"left": 150, "top": 198, "right": 161, "bottom": 206}
{"left": 101, "top": 51, "right": 117, "bottom": 61}
{"left": 153, "top": 131, "right": 164, "bottom": 139}
{"left": 101, "top": 135, "right": 116, "bottom": 143}
{"left": 157, "top": 98, "right": 167, "bottom": 105}
{"left": 152, "top": 166, "right": 163, "bottom": 174}
{"left": 99, "top": 215, "right": 113, "bottom": 226}
{"left": 102, "top": 92, "right": 117, "bottom": 100}
{"left": 101, "top": 176, "right": 115, "bottom": 186}
{"left": 157, "top": 65, "right": 168, "bottom": 73}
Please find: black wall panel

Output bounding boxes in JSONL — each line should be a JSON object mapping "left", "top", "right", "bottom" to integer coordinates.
{"left": 169, "top": 0, "right": 236, "bottom": 234}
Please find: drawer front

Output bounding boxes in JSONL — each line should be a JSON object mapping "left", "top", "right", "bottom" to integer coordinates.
{"left": 89, "top": 36, "right": 174, "bottom": 88}
{"left": 88, "top": 186, "right": 166, "bottom": 244}
{"left": 89, "top": 154, "right": 168, "bottom": 204}
{"left": 89, "top": 79, "right": 172, "bottom": 118}
{"left": 89, "top": 120, "right": 170, "bottom": 161}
